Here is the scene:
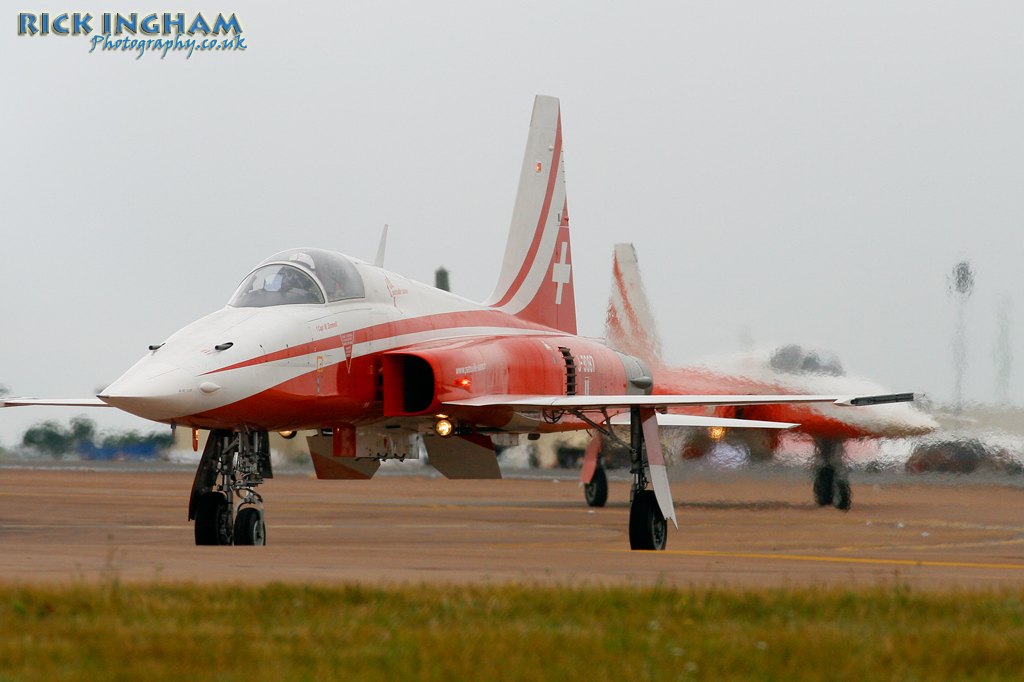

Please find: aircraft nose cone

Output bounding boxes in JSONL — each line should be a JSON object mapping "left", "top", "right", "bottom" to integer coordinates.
{"left": 881, "top": 405, "right": 941, "bottom": 438}
{"left": 99, "top": 362, "right": 201, "bottom": 421}
{"left": 905, "top": 410, "right": 941, "bottom": 437}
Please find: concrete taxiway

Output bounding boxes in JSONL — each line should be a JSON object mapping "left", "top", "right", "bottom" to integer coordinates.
{"left": 2, "top": 463, "right": 1024, "bottom": 587}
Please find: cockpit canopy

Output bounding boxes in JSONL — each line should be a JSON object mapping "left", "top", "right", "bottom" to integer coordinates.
{"left": 769, "top": 344, "right": 845, "bottom": 377}
{"left": 229, "top": 248, "right": 365, "bottom": 308}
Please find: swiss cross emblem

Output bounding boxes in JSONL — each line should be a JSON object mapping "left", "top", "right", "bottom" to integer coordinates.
{"left": 551, "top": 242, "right": 571, "bottom": 305}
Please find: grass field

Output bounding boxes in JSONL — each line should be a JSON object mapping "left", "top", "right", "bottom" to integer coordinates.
{"left": 1, "top": 582, "right": 1023, "bottom": 681}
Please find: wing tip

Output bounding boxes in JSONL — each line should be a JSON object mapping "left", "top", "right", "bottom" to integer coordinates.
{"left": 836, "top": 392, "right": 920, "bottom": 407}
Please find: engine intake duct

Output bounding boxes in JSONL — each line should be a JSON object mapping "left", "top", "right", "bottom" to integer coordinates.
{"left": 383, "top": 353, "right": 436, "bottom": 416}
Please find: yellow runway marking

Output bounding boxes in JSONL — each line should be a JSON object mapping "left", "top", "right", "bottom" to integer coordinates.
{"left": 627, "top": 549, "right": 1024, "bottom": 571}
{"left": 835, "top": 537, "right": 1024, "bottom": 552}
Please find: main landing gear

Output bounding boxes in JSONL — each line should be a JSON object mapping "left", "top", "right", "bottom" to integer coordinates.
{"left": 812, "top": 439, "right": 851, "bottom": 511}
{"left": 571, "top": 408, "right": 671, "bottom": 550}
{"left": 630, "top": 489, "right": 667, "bottom": 550}
{"left": 584, "top": 463, "right": 608, "bottom": 507}
{"left": 585, "top": 453, "right": 666, "bottom": 549}
{"left": 627, "top": 411, "right": 667, "bottom": 550}
{"left": 190, "top": 429, "right": 272, "bottom": 546}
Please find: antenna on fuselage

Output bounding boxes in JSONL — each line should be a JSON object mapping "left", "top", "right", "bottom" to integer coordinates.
{"left": 435, "top": 266, "right": 450, "bottom": 292}
{"left": 374, "top": 224, "right": 388, "bottom": 268}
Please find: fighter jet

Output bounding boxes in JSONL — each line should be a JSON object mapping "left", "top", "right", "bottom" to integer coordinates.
{"left": 3, "top": 97, "right": 916, "bottom": 550}
{"left": 579, "top": 243, "right": 937, "bottom": 510}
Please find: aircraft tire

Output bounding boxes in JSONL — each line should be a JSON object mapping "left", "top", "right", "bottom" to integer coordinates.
{"left": 833, "top": 479, "right": 852, "bottom": 511}
{"left": 629, "top": 489, "right": 667, "bottom": 550}
{"left": 813, "top": 466, "right": 834, "bottom": 507}
{"left": 233, "top": 507, "right": 266, "bottom": 546}
{"left": 584, "top": 466, "right": 608, "bottom": 507}
{"left": 194, "top": 492, "right": 233, "bottom": 546}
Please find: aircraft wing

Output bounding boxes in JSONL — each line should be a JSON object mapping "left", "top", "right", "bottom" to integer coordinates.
{"left": 1, "top": 398, "right": 109, "bottom": 408}
{"left": 443, "top": 392, "right": 918, "bottom": 410}
{"left": 445, "top": 391, "right": 915, "bottom": 531}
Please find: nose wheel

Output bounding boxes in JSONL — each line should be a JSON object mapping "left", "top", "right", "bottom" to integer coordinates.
{"left": 234, "top": 507, "right": 266, "bottom": 546}
{"left": 194, "top": 493, "right": 265, "bottom": 546}
{"left": 194, "top": 491, "right": 233, "bottom": 545}
{"left": 189, "top": 429, "right": 272, "bottom": 546}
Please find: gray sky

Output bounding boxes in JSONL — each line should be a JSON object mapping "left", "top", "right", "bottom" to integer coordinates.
{"left": 2, "top": 1, "right": 1022, "bottom": 445}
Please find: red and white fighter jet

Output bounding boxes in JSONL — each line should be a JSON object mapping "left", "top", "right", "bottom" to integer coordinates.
{"left": 581, "top": 243, "right": 938, "bottom": 510}
{"left": 2, "top": 96, "right": 917, "bottom": 550}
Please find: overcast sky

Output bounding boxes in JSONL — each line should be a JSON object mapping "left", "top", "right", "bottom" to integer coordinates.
{"left": 2, "top": 1, "right": 1022, "bottom": 445}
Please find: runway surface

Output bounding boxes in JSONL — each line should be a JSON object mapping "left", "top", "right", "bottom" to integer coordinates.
{"left": 3, "top": 463, "right": 1024, "bottom": 588}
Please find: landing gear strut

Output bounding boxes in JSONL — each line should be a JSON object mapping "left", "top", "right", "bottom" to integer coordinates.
{"left": 569, "top": 407, "right": 671, "bottom": 549}
{"left": 812, "top": 439, "right": 851, "bottom": 511}
{"left": 190, "top": 429, "right": 272, "bottom": 545}
{"left": 627, "top": 407, "right": 667, "bottom": 550}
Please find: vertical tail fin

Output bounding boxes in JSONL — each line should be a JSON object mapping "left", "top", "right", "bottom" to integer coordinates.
{"left": 605, "top": 243, "right": 664, "bottom": 368}
{"left": 485, "top": 95, "right": 576, "bottom": 334}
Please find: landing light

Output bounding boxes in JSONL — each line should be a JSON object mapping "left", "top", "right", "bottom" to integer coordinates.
{"left": 435, "top": 419, "right": 454, "bottom": 437}
{"left": 709, "top": 427, "right": 726, "bottom": 441}
{"left": 279, "top": 431, "right": 297, "bottom": 439}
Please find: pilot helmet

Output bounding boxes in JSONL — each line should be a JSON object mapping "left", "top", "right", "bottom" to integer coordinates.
{"left": 289, "top": 253, "right": 316, "bottom": 270}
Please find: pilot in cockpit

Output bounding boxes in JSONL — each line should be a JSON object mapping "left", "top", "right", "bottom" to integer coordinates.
{"left": 230, "top": 248, "right": 364, "bottom": 308}
{"left": 279, "top": 266, "right": 321, "bottom": 304}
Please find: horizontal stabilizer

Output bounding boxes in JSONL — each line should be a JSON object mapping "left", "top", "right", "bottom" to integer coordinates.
{"left": 608, "top": 413, "right": 798, "bottom": 429}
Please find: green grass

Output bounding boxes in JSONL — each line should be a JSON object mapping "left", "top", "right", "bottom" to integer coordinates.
{"left": 1, "top": 582, "right": 1023, "bottom": 681}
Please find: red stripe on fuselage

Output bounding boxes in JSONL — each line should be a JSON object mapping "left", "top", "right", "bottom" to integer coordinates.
{"left": 200, "top": 308, "right": 568, "bottom": 377}
{"left": 491, "top": 113, "right": 562, "bottom": 309}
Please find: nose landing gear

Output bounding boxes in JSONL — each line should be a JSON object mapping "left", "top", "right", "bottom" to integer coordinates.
{"left": 190, "top": 429, "right": 272, "bottom": 546}
{"left": 233, "top": 506, "right": 266, "bottom": 546}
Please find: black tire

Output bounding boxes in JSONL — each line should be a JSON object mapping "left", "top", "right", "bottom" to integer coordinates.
{"left": 194, "top": 492, "right": 233, "bottom": 546}
{"left": 833, "top": 479, "right": 852, "bottom": 511}
{"left": 629, "top": 489, "right": 667, "bottom": 550}
{"left": 813, "top": 466, "right": 834, "bottom": 507}
{"left": 233, "top": 507, "right": 266, "bottom": 546}
{"left": 584, "top": 466, "right": 608, "bottom": 507}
